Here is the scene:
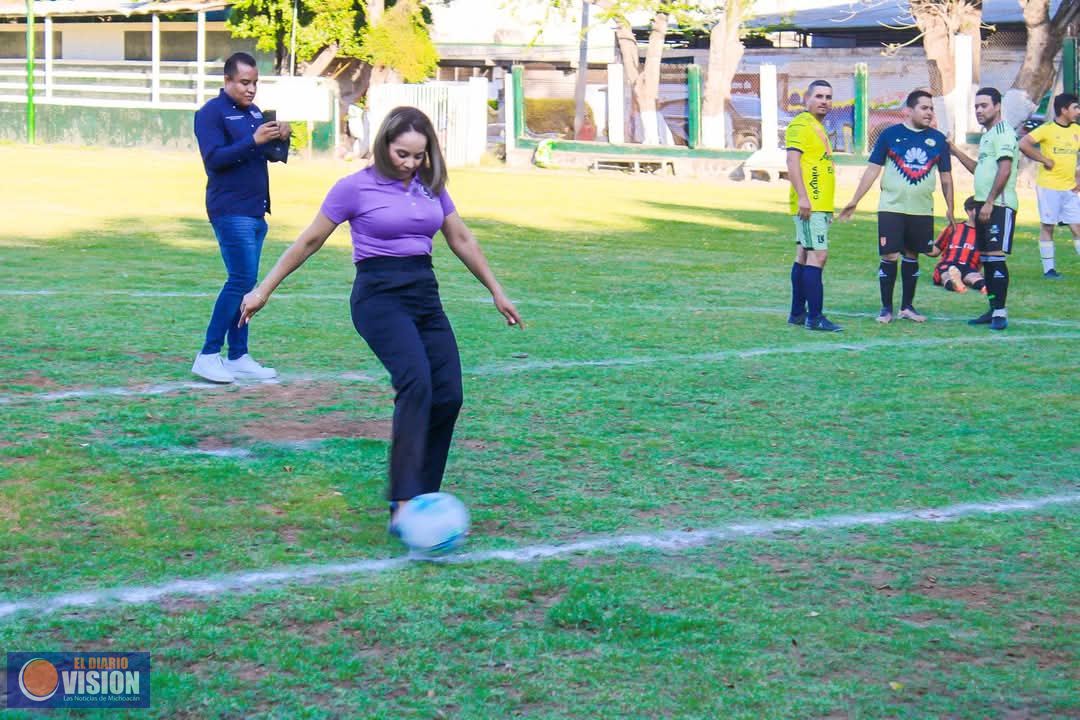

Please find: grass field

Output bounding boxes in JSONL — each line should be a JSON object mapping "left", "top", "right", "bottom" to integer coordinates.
{"left": 0, "top": 145, "right": 1077, "bottom": 719}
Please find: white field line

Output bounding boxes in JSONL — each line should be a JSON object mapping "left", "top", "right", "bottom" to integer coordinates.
{"left": 0, "top": 492, "right": 1076, "bottom": 623}
{"left": 0, "top": 372, "right": 380, "bottom": 405}
{"left": 468, "top": 333, "right": 1080, "bottom": 375}
{"left": 2, "top": 288, "right": 1078, "bottom": 329}
{"left": 150, "top": 439, "right": 331, "bottom": 459}
{"left": 1, "top": 334, "right": 1077, "bottom": 406}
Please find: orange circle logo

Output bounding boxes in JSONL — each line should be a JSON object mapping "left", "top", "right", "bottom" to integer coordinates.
{"left": 19, "top": 658, "right": 59, "bottom": 701}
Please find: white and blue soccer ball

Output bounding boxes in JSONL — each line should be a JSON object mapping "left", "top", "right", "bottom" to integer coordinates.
{"left": 394, "top": 492, "right": 470, "bottom": 554}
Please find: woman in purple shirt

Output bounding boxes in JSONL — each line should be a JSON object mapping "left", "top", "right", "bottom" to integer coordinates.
{"left": 238, "top": 106, "right": 522, "bottom": 535}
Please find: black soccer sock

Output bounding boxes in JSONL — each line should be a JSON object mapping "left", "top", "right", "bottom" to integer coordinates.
{"left": 802, "top": 265, "right": 824, "bottom": 319}
{"left": 878, "top": 259, "right": 897, "bottom": 311}
{"left": 900, "top": 256, "right": 920, "bottom": 310}
{"left": 984, "top": 258, "right": 1009, "bottom": 312}
{"left": 790, "top": 262, "right": 806, "bottom": 317}
{"left": 971, "top": 278, "right": 986, "bottom": 292}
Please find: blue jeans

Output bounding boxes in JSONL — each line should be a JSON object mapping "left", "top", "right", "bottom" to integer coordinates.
{"left": 201, "top": 215, "right": 267, "bottom": 360}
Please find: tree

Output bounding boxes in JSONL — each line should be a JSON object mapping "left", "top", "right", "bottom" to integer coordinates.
{"left": 593, "top": 1, "right": 697, "bottom": 145}
{"left": 1009, "top": 0, "right": 1080, "bottom": 115}
{"left": 358, "top": 0, "right": 439, "bottom": 85}
{"left": 226, "top": 0, "right": 436, "bottom": 82}
{"left": 520, "top": 0, "right": 702, "bottom": 144}
{"left": 700, "top": 0, "right": 753, "bottom": 149}
{"left": 226, "top": 0, "right": 300, "bottom": 73}
{"left": 611, "top": 6, "right": 668, "bottom": 144}
{"left": 887, "top": 0, "right": 983, "bottom": 97}
{"left": 881, "top": 0, "right": 982, "bottom": 139}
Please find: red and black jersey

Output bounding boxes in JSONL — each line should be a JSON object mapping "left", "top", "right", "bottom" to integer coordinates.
{"left": 934, "top": 224, "right": 981, "bottom": 270}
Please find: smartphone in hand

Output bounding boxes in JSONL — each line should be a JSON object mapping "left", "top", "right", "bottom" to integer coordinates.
{"left": 263, "top": 109, "right": 277, "bottom": 123}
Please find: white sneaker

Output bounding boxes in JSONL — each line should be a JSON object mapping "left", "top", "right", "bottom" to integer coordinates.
{"left": 222, "top": 354, "right": 278, "bottom": 380}
{"left": 192, "top": 353, "right": 235, "bottom": 384}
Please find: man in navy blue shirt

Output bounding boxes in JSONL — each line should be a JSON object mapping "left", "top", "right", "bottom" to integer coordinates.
{"left": 839, "top": 90, "right": 955, "bottom": 323}
{"left": 192, "top": 51, "right": 290, "bottom": 383}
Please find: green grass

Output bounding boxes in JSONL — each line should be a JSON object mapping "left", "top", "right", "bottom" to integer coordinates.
{"left": 0, "top": 146, "right": 1077, "bottom": 718}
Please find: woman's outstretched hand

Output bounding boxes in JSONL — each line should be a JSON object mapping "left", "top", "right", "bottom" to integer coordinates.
{"left": 238, "top": 289, "right": 268, "bottom": 327}
{"left": 493, "top": 292, "right": 524, "bottom": 329}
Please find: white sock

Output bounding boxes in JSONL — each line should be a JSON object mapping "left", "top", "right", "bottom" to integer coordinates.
{"left": 1074, "top": 237, "right": 1080, "bottom": 255}
{"left": 1040, "top": 240, "right": 1055, "bottom": 273}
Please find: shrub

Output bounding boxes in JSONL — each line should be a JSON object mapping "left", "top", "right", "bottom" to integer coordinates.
{"left": 524, "top": 98, "right": 595, "bottom": 138}
{"left": 289, "top": 122, "right": 311, "bottom": 152}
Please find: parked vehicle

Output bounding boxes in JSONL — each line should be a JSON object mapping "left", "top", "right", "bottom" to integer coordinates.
{"left": 727, "top": 94, "right": 798, "bottom": 151}
{"left": 655, "top": 87, "right": 796, "bottom": 150}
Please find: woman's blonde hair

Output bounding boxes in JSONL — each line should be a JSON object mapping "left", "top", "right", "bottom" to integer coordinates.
{"left": 372, "top": 106, "right": 448, "bottom": 194}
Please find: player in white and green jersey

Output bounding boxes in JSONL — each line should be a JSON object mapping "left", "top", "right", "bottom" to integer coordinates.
{"left": 950, "top": 87, "right": 1018, "bottom": 331}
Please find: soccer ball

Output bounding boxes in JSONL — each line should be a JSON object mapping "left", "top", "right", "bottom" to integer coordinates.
{"left": 393, "top": 492, "right": 470, "bottom": 554}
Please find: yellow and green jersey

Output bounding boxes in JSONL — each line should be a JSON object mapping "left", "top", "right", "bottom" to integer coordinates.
{"left": 785, "top": 111, "right": 835, "bottom": 215}
{"left": 1026, "top": 121, "right": 1080, "bottom": 191}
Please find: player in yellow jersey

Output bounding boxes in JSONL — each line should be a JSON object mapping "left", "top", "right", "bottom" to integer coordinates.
{"left": 1019, "top": 93, "right": 1080, "bottom": 279}
{"left": 785, "top": 80, "right": 841, "bottom": 332}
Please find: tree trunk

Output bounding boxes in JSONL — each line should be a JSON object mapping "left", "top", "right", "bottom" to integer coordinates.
{"left": 908, "top": 1, "right": 982, "bottom": 140}
{"left": 960, "top": 8, "right": 981, "bottom": 85}
{"left": 275, "top": 40, "right": 287, "bottom": 75}
{"left": 1012, "top": 0, "right": 1079, "bottom": 101}
{"left": 368, "top": 0, "right": 384, "bottom": 25}
{"left": 612, "top": 16, "right": 642, "bottom": 142}
{"left": 303, "top": 43, "right": 338, "bottom": 77}
{"left": 911, "top": 1, "right": 981, "bottom": 94}
{"left": 701, "top": 1, "right": 747, "bottom": 149}
{"left": 919, "top": 18, "right": 955, "bottom": 95}
{"left": 611, "top": 11, "right": 667, "bottom": 144}
{"left": 638, "top": 12, "right": 668, "bottom": 144}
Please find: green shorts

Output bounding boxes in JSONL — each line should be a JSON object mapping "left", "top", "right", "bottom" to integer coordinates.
{"left": 793, "top": 212, "right": 831, "bottom": 251}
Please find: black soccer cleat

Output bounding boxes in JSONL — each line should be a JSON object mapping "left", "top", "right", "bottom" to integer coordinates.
{"left": 990, "top": 316, "right": 1008, "bottom": 331}
{"left": 968, "top": 311, "right": 993, "bottom": 326}
{"left": 805, "top": 315, "right": 843, "bottom": 332}
{"left": 787, "top": 312, "right": 807, "bottom": 326}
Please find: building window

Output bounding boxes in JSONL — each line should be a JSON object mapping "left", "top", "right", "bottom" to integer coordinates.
{"left": 124, "top": 31, "right": 252, "bottom": 62}
{"left": 0, "top": 31, "right": 63, "bottom": 59}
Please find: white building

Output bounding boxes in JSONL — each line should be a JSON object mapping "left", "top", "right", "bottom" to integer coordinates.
{"left": 0, "top": 1, "right": 251, "bottom": 63}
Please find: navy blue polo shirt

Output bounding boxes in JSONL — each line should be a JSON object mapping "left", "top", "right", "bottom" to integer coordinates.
{"left": 194, "top": 89, "right": 289, "bottom": 220}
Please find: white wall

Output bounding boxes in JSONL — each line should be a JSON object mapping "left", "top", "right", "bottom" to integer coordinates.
{"left": 428, "top": 0, "right": 615, "bottom": 64}
{"left": 30, "top": 20, "right": 230, "bottom": 62}
{"left": 59, "top": 24, "right": 125, "bottom": 61}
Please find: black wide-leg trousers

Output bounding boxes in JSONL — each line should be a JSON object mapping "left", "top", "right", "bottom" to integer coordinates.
{"left": 350, "top": 255, "right": 463, "bottom": 501}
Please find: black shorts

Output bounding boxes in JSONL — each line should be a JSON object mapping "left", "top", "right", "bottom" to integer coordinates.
{"left": 877, "top": 212, "right": 935, "bottom": 256}
{"left": 975, "top": 205, "right": 1016, "bottom": 254}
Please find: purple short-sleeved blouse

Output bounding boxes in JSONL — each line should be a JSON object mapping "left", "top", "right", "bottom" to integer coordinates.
{"left": 320, "top": 166, "right": 457, "bottom": 262}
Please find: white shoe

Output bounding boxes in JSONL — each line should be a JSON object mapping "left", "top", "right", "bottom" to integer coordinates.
{"left": 222, "top": 354, "right": 278, "bottom": 380}
{"left": 192, "top": 353, "right": 235, "bottom": 384}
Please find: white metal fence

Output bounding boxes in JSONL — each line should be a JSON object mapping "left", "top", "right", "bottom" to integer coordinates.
{"left": 0, "top": 59, "right": 332, "bottom": 116}
{"left": 367, "top": 79, "right": 488, "bottom": 166}
{"left": 0, "top": 59, "right": 225, "bottom": 108}
{"left": 1, "top": 60, "right": 490, "bottom": 163}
